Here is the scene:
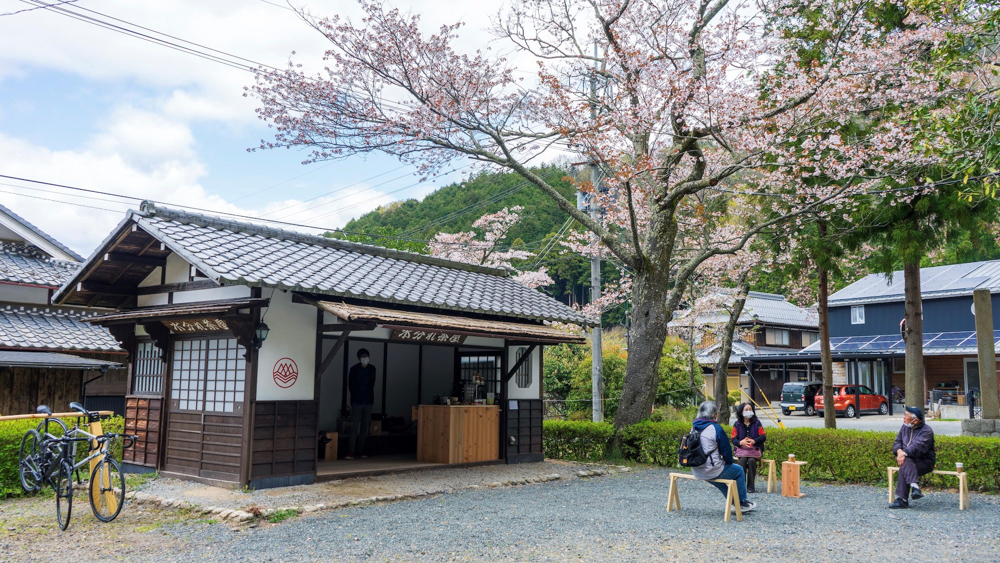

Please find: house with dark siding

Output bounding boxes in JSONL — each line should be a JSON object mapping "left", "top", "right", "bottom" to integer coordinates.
{"left": 670, "top": 290, "right": 819, "bottom": 403}
{"left": 745, "top": 260, "right": 1000, "bottom": 417}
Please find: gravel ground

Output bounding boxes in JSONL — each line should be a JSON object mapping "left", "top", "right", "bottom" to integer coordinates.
{"left": 133, "top": 460, "right": 606, "bottom": 512}
{"left": 747, "top": 406, "right": 963, "bottom": 436}
{"left": 5, "top": 467, "right": 996, "bottom": 562}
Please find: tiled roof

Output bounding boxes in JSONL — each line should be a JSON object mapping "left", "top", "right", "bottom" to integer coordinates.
{"left": 0, "top": 350, "right": 120, "bottom": 369}
{"left": 672, "top": 291, "right": 818, "bottom": 330}
{"left": 0, "top": 203, "right": 84, "bottom": 261}
{"left": 0, "top": 242, "right": 80, "bottom": 287}
{"left": 0, "top": 305, "right": 122, "bottom": 352}
{"left": 696, "top": 340, "right": 799, "bottom": 365}
{"left": 59, "top": 202, "right": 594, "bottom": 326}
{"left": 830, "top": 259, "right": 1000, "bottom": 306}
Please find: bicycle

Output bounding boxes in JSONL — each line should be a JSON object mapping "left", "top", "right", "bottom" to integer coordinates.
{"left": 18, "top": 403, "right": 135, "bottom": 530}
{"left": 17, "top": 405, "right": 69, "bottom": 493}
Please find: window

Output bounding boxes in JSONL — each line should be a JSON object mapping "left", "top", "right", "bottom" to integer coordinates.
{"left": 851, "top": 305, "right": 865, "bottom": 324}
{"left": 132, "top": 340, "right": 165, "bottom": 395}
{"left": 170, "top": 337, "right": 246, "bottom": 413}
{"left": 515, "top": 347, "right": 532, "bottom": 389}
{"left": 801, "top": 332, "right": 819, "bottom": 347}
{"left": 765, "top": 328, "right": 790, "bottom": 346}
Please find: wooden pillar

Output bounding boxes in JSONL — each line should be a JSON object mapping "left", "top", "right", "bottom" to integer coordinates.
{"left": 973, "top": 289, "right": 1000, "bottom": 419}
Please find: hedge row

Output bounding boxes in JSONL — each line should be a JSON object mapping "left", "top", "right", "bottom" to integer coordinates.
{"left": 1, "top": 415, "right": 125, "bottom": 499}
{"left": 543, "top": 420, "right": 1000, "bottom": 493}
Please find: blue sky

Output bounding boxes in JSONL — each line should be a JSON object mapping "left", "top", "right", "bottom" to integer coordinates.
{"left": 0, "top": 0, "right": 488, "bottom": 255}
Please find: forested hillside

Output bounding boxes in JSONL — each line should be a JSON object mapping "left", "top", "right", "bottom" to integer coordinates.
{"left": 338, "top": 165, "right": 614, "bottom": 312}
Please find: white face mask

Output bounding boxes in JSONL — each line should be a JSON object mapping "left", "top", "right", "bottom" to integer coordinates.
{"left": 360, "top": 357, "right": 369, "bottom": 366}
{"left": 743, "top": 411, "right": 753, "bottom": 419}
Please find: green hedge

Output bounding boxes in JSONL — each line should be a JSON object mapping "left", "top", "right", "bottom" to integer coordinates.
{"left": 544, "top": 420, "right": 1000, "bottom": 493}
{"left": 1, "top": 415, "right": 125, "bottom": 499}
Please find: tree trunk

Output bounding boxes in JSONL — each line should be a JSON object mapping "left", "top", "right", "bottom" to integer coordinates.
{"left": 714, "top": 279, "right": 750, "bottom": 424}
{"left": 903, "top": 260, "right": 925, "bottom": 408}
{"left": 614, "top": 267, "right": 671, "bottom": 429}
{"left": 818, "top": 256, "right": 836, "bottom": 430}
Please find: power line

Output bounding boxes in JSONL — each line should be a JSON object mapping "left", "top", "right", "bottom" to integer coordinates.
{"left": 0, "top": 188, "right": 124, "bottom": 213}
{"left": 263, "top": 164, "right": 410, "bottom": 218}
{"left": 1, "top": 0, "right": 76, "bottom": 16}
{"left": 0, "top": 172, "right": 543, "bottom": 248}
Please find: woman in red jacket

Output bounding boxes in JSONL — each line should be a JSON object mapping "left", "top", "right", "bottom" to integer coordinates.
{"left": 731, "top": 402, "right": 767, "bottom": 493}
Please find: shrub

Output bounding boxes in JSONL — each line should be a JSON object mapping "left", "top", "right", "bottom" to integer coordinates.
{"left": 1, "top": 415, "right": 125, "bottom": 499}
{"left": 544, "top": 420, "right": 1000, "bottom": 493}
{"left": 542, "top": 420, "right": 615, "bottom": 462}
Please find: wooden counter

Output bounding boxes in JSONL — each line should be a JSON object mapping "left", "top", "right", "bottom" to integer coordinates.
{"left": 416, "top": 405, "right": 500, "bottom": 464}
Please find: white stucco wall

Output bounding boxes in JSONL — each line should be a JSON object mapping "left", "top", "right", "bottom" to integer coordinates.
{"left": 135, "top": 255, "right": 250, "bottom": 306}
{"left": 0, "top": 283, "right": 50, "bottom": 305}
{"left": 506, "top": 345, "right": 541, "bottom": 399}
{"left": 255, "top": 289, "right": 318, "bottom": 401}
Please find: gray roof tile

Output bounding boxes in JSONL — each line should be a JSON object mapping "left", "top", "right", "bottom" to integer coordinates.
{"left": 672, "top": 291, "right": 818, "bottom": 330}
{"left": 0, "top": 243, "right": 80, "bottom": 287}
{"left": 0, "top": 305, "right": 122, "bottom": 352}
{"left": 63, "top": 202, "right": 593, "bottom": 326}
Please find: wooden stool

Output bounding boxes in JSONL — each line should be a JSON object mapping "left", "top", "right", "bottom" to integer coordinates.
{"left": 781, "top": 460, "right": 808, "bottom": 498}
{"left": 887, "top": 466, "right": 970, "bottom": 510}
{"left": 666, "top": 472, "right": 743, "bottom": 522}
{"left": 760, "top": 459, "right": 777, "bottom": 493}
{"left": 737, "top": 457, "right": 776, "bottom": 493}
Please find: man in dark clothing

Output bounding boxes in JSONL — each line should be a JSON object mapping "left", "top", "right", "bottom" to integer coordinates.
{"left": 889, "top": 406, "right": 935, "bottom": 509}
{"left": 346, "top": 348, "right": 377, "bottom": 460}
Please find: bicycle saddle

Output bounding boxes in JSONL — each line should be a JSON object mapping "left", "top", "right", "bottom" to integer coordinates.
{"left": 69, "top": 402, "right": 88, "bottom": 415}
{"left": 36, "top": 405, "right": 52, "bottom": 415}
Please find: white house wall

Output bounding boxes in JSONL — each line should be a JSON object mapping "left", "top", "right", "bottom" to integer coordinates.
{"left": 136, "top": 255, "right": 250, "bottom": 306}
{"left": 255, "top": 289, "right": 317, "bottom": 401}
{"left": 0, "top": 283, "right": 50, "bottom": 305}
{"left": 506, "top": 345, "right": 541, "bottom": 400}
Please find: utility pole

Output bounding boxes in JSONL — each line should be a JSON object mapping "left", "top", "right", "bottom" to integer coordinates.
{"left": 586, "top": 42, "right": 603, "bottom": 422}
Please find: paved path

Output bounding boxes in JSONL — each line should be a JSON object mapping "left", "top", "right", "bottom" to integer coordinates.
{"left": 9, "top": 467, "right": 993, "bottom": 562}
{"left": 745, "top": 405, "right": 964, "bottom": 436}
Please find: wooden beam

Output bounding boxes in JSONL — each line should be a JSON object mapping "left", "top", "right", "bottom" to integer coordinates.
{"left": 319, "top": 330, "right": 351, "bottom": 376}
{"left": 78, "top": 282, "right": 136, "bottom": 296}
{"left": 503, "top": 344, "right": 536, "bottom": 383}
{"left": 136, "top": 279, "right": 221, "bottom": 295}
{"left": 104, "top": 253, "right": 166, "bottom": 268}
{"left": 319, "top": 322, "right": 376, "bottom": 332}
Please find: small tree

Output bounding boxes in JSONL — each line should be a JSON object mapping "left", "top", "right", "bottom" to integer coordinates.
{"left": 428, "top": 206, "right": 554, "bottom": 288}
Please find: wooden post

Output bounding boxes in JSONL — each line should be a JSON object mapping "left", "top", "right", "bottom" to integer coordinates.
{"left": 973, "top": 289, "right": 1000, "bottom": 419}
{"left": 88, "top": 418, "right": 119, "bottom": 515}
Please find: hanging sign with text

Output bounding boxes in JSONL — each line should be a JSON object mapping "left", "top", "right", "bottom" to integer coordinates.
{"left": 162, "top": 318, "right": 230, "bottom": 333}
{"left": 390, "top": 329, "right": 467, "bottom": 345}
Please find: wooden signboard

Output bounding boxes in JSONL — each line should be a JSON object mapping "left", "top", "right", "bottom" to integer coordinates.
{"left": 162, "top": 318, "right": 229, "bottom": 333}
{"left": 391, "top": 329, "right": 467, "bottom": 345}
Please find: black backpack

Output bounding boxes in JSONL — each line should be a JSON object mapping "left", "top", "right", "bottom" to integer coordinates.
{"left": 678, "top": 426, "right": 710, "bottom": 467}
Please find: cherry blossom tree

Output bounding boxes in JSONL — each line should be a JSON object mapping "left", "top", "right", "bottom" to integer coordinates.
{"left": 428, "top": 206, "right": 554, "bottom": 288}
{"left": 251, "top": 0, "right": 979, "bottom": 428}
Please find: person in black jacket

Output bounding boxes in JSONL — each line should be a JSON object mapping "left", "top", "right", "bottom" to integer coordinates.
{"left": 730, "top": 402, "right": 767, "bottom": 493}
{"left": 346, "top": 348, "right": 377, "bottom": 459}
{"left": 889, "top": 406, "right": 935, "bottom": 509}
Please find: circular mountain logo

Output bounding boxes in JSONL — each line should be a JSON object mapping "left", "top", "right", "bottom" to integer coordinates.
{"left": 272, "top": 358, "right": 298, "bottom": 389}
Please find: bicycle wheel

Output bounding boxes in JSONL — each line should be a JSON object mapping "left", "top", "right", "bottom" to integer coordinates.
{"left": 54, "top": 459, "right": 74, "bottom": 531}
{"left": 89, "top": 457, "right": 125, "bottom": 522}
{"left": 18, "top": 429, "right": 42, "bottom": 493}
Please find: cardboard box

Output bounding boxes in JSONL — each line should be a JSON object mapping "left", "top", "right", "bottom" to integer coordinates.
{"left": 369, "top": 420, "right": 382, "bottom": 435}
{"left": 322, "top": 431, "right": 338, "bottom": 460}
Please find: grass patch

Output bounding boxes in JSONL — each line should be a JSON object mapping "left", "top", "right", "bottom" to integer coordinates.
{"left": 125, "top": 471, "right": 160, "bottom": 489}
{"left": 267, "top": 508, "right": 300, "bottom": 523}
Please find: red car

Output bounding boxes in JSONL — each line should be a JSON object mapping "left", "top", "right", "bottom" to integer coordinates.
{"left": 814, "top": 385, "right": 889, "bottom": 418}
